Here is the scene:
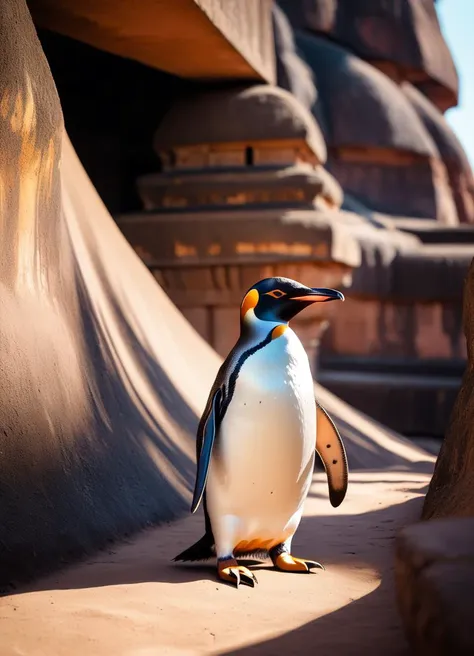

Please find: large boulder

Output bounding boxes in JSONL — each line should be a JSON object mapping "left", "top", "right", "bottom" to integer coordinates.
{"left": 396, "top": 517, "right": 474, "bottom": 655}
{"left": 422, "top": 256, "right": 474, "bottom": 519}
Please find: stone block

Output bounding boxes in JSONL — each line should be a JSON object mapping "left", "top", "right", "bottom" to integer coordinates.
{"left": 395, "top": 517, "right": 474, "bottom": 655}
{"left": 291, "top": 31, "right": 459, "bottom": 224}
{"left": 329, "top": 156, "right": 457, "bottom": 224}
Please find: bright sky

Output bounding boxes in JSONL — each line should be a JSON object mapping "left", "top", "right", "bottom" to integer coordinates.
{"left": 437, "top": 0, "right": 474, "bottom": 168}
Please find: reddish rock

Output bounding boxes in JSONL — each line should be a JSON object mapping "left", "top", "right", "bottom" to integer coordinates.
{"left": 404, "top": 83, "right": 474, "bottom": 224}
{"left": 293, "top": 32, "right": 458, "bottom": 225}
{"left": 278, "top": 0, "right": 459, "bottom": 111}
{"left": 396, "top": 517, "right": 474, "bottom": 655}
{"left": 423, "top": 256, "right": 474, "bottom": 519}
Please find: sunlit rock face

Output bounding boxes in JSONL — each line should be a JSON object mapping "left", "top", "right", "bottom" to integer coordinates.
{"left": 0, "top": 0, "right": 214, "bottom": 589}
{"left": 395, "top": 261, "right": 474, "bottom": 654}
{"left": 423, "top": 256, "right": 474, "bottom": 520}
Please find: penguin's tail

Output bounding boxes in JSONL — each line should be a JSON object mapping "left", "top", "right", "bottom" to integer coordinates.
{"left": 173, "top": 532, "right": 215, "bottom": 562}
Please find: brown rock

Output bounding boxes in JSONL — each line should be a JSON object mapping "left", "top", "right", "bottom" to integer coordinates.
{"left": 278, "top": 0, "right": 459, "bottom": 111}
{"left": 423, "top": 256, "right": 474, "bottom": 519}
{"left": 395, "top": 517, "right": 474, "bottom": 655}
{"left": 137, "top": 163, "right": 343, "bottom": 211}
{"left": 404, "top": 83, "right": 474, "bottom": 224}
{"left": 293, "top": 32, "right": 458, "bottom": 224}
{"left": 272, "top": 2, "right": 317, "bottom": 112}
{"left": 0, "top": 0, "right": 221, "bottom": 589}
{"left": 295, "top": 33, "right": 435, "bottom": 156}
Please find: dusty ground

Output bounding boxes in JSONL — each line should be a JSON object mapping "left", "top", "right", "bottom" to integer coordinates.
{"left": 0, "top": 468, "right": 430, "bottom": 656}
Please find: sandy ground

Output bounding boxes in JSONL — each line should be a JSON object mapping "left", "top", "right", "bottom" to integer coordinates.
{"left": 0, "top": 467, "right": 430, "bottom": 656}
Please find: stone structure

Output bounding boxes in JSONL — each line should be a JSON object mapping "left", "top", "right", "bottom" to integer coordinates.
{"left": 396, "top": 516, "right": 474, "bottom": 655}
{"left": 275, "top": 1, "right": 473, "bottom": 224}
{"left": 118, "top": 84, "right": 359, "bottom": 366}
{"left": 268, "top": 1, "right": 474, "bottom": 439}
{"left": 404, "top": 83, "right": 474, "bottom": 225}
{"left": 27, "top": 0, "right": 474, "bottom": 441}
{"left": 278, "top": 0, "right": 459, "bottom": 111}
{"left": 294, "top": 32, "right": 457, "bottom": 225}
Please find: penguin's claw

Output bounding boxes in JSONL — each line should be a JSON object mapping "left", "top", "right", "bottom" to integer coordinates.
{"left": 273, "top": 553, "right": 325, "bottom": 573}
{"left": 218, "top": 559, "right": 258, "bottom": 588}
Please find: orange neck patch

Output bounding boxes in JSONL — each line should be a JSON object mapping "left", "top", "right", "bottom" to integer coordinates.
{"left": 240, "top": 288, "right": 259, "bottom": 320}
{"left": 271, "top": 324, "right": 287, "bottom": 340}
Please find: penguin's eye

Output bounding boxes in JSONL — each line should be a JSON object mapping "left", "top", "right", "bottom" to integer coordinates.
{"left": 265, "top": 289, "right": 286, "bottom": 299}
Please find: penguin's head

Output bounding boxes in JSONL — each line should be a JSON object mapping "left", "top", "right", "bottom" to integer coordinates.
{"left": 240, "top": 277, "right": 344, "bottom": 324}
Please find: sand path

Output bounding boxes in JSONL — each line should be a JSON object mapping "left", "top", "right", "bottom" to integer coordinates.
{"left": 0, "top": 467, "right": 430, "bottom": 656}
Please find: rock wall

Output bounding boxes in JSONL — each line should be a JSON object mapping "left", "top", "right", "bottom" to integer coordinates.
{"left": 278, "top": 0, "right": 459, "bottom": 111}
{"left": 29, "top": 0, "right": 276, "bottom": 82}
{"left": 280, "top": 2, "right": 468, "bottom": 225}
{"left": 0, "top": 0, "right": 219, "bottom": 588}
{"left": 422, "top": 256, "right": 474, "bottom": 519}
{"left": 395, "top": 257, "right": 474, "bottom": 653}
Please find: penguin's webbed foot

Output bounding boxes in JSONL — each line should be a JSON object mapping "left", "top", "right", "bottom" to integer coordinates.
{"left": 270, "top": 545, "right": 324, "bottom": 574}
{"left": 217, "top": 557, "right": 258, "bottom": 588}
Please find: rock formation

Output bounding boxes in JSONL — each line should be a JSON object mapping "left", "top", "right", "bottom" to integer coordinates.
{"left": 422, "top": 256, "right": 474, "bottom": 520}
{"left": 271, "top": 0, "right": 474, "bottom": 440}
{"left": 395, "top": 256, "right": 474, "bottom": 654}
{"left": 278, "top": 0, "right": 459, "bottom": 111}
{"left": 0, "top": 0, "right": 218, "bottom": 587}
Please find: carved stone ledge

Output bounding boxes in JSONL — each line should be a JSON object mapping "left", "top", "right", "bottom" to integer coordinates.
{"left": 137, "top": 162, "right": 343, "bottom": 211}
{"left": 117, "top": 207, "right": 360, "bottom": 271}
{"left": 117, "top": 208, "right": 357, "bottom": 358}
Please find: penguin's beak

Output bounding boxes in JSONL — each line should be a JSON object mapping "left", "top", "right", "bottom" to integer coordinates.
{"left": 292, "top": 288, "right": 345, "bottom": 303}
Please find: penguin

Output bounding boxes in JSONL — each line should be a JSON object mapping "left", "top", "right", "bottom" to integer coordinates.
{"left": 174, "top": 276, "right": 348, "bottom": 588}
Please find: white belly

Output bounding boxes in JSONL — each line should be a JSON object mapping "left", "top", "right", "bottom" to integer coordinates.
{"left": 206, "top": 328, "right": 316, "bottom": 555}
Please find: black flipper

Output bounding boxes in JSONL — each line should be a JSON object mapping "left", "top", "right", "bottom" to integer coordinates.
{"left": 191, "top": 387, "right": 222, "bottom": 514}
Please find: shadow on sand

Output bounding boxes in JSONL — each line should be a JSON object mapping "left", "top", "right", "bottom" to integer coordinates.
{"left": 13, "top": 478, "right": 426, "bottom": 655}
{"left": 219, "top": 493, "right": 423, "bottom": 656}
